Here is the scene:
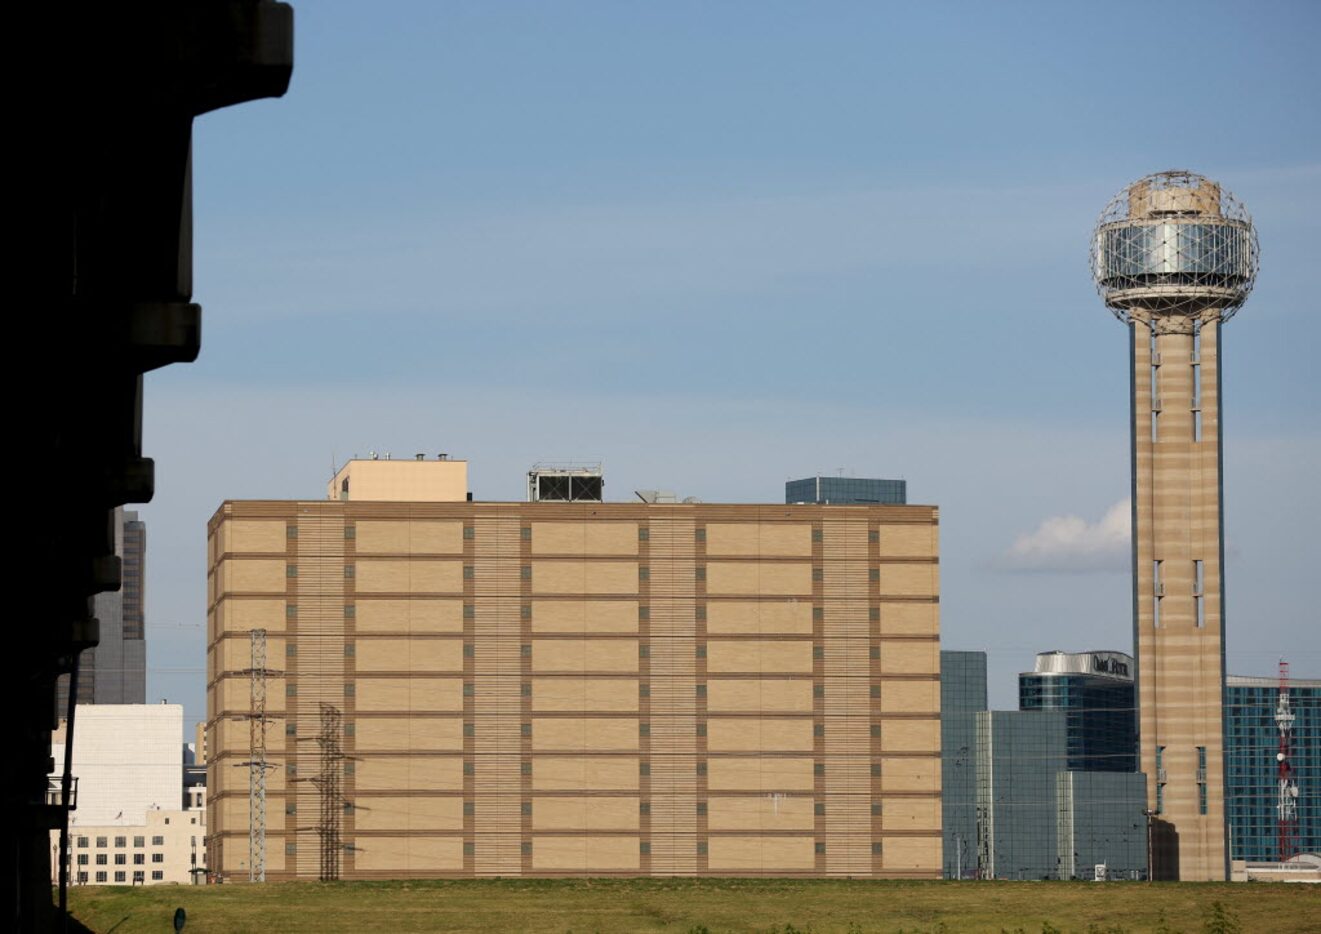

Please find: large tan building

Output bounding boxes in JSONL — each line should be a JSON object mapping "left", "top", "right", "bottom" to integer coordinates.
{"left": 205, "top": 461, "right": 941, "bottom": 879}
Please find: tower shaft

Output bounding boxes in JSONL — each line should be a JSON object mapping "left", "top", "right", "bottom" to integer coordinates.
{"left": 1131, "top": 312, "right": 1226, "bottom": 881}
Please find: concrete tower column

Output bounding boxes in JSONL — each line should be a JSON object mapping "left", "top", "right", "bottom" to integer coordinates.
{"left": 1131, "top": 311, "right": 1226, "bottom": 880}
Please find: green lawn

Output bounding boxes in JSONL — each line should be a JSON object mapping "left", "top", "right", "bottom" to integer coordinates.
{"left": 64, "top": 878, "right": 1319, "bottom": 934}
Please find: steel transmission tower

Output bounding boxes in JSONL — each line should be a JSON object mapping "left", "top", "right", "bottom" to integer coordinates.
{"left": 236, "top": 629, "right": 279, "bottom": 882}
{"left": 316, "top": 703, "right": 346, "bottom": 882}
{"left": 1091, "top": 171, "right": 1259, "bottom": 881}
{"left": 1277, "top": 660, "right": 1299, "bottom": 864}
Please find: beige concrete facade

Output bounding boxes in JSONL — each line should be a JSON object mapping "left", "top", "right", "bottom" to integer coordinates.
{"left": 1132, "top": 312, "right": 1227, "bottom": 881}
{"left": 54, "top": 809, "right": 205, "bottom": 886}
{"left": 206, "top": 500, "right": 941, "bottom": 880}
{"left": 329, "top": 457, "right": 469, "bottom": 503}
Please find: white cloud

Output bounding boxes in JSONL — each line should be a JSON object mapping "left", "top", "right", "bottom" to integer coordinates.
{"left": 1000, "top": 499, "right": 1131, "bottom": 572}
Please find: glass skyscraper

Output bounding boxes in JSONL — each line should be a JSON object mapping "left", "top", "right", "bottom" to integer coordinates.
{"left": 785, "top": 476, "right": 906, "bottom": 505}
{"left": 1225, "top": 673, "right": 1321, "bottom": 863}
{"left": 1019, "top": 650, "right": 1137, "bottom": 773}
{"left": 941, "top": 651, "right": 987, "bottom": 878}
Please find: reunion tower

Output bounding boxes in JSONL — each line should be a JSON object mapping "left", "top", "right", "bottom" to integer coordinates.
{"left": 1091, "top": 171, "right": 1259, "bottom": 881}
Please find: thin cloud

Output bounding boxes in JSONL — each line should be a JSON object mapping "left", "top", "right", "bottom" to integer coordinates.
{"left": 999, "top": 499, "right": 1130, "bottom": 572}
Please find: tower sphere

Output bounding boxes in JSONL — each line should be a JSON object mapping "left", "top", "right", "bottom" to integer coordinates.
{"left": 1090, "top": 170, "right": 1258, "bottom": 323}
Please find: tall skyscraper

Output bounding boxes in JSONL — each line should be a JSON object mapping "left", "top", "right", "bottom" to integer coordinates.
{"left": 56, "top": 509, "right": 147, "bottom": 713}
{"left": 1091, "top": 171, "right": 1259, "bottom": 880}
{"left": 1019, "top": 650, "right": 1137, "bottom": 773}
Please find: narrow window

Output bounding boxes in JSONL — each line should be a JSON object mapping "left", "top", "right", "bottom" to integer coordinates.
{"left": 520, "top": 527, "right": 531, "bottom": 541}
{"left": 463, "top": 526, "right": 474, "bottom": 540}
{"left": 1153, "top": 560, "right": 1163, "bottom": 628}
{"left": 639, "top": 566, "right": 650, "bottom": 582}
{"left": 1194, "top": 559, "right": 1205, "bottom": 628}
{"left": 638, "top": 527, "right": 649, "bottom": 542}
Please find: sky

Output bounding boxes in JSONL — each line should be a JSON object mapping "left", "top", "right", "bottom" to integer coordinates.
{"left": 139, "top": 1, "right": 1320, "bottom": 725}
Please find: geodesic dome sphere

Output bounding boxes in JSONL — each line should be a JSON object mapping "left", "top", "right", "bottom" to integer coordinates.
{"left": 1090, "top": 170, "right": 1258, "bottom": 323}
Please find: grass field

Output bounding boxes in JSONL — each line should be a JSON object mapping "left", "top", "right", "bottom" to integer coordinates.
{"left": 63, "top": 878, "right": 1320, "bottom": 933}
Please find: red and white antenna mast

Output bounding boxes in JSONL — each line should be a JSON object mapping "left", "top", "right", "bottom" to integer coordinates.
{"left": 1276, "top": 659, "right": 1299, "bottom": 864}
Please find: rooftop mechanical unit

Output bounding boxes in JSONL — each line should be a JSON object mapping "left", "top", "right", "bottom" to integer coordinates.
{"left": 527, "top": 463, "right": 604, "bottom": 503}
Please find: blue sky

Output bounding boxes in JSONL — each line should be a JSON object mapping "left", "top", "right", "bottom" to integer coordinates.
{"left": 142, "top": 1, "right": 1319, "bottom": 722}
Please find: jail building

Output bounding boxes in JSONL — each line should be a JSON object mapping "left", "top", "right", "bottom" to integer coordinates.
{"left": 205, "top": 458, "right": 941, "bottom": 879}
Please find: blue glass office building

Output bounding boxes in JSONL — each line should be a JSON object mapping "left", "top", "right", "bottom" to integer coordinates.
{"left": 941, "top": 651, "right": 987, "bottom": 878}
{"left": 1225, "top": 674, "right": 1321, "bottom": 862}
{"left": 1019, "top": 650, "right": 1137, "bottom": 773}
{"left": 785, "top": 476, "right": 906, "bottom": 505}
